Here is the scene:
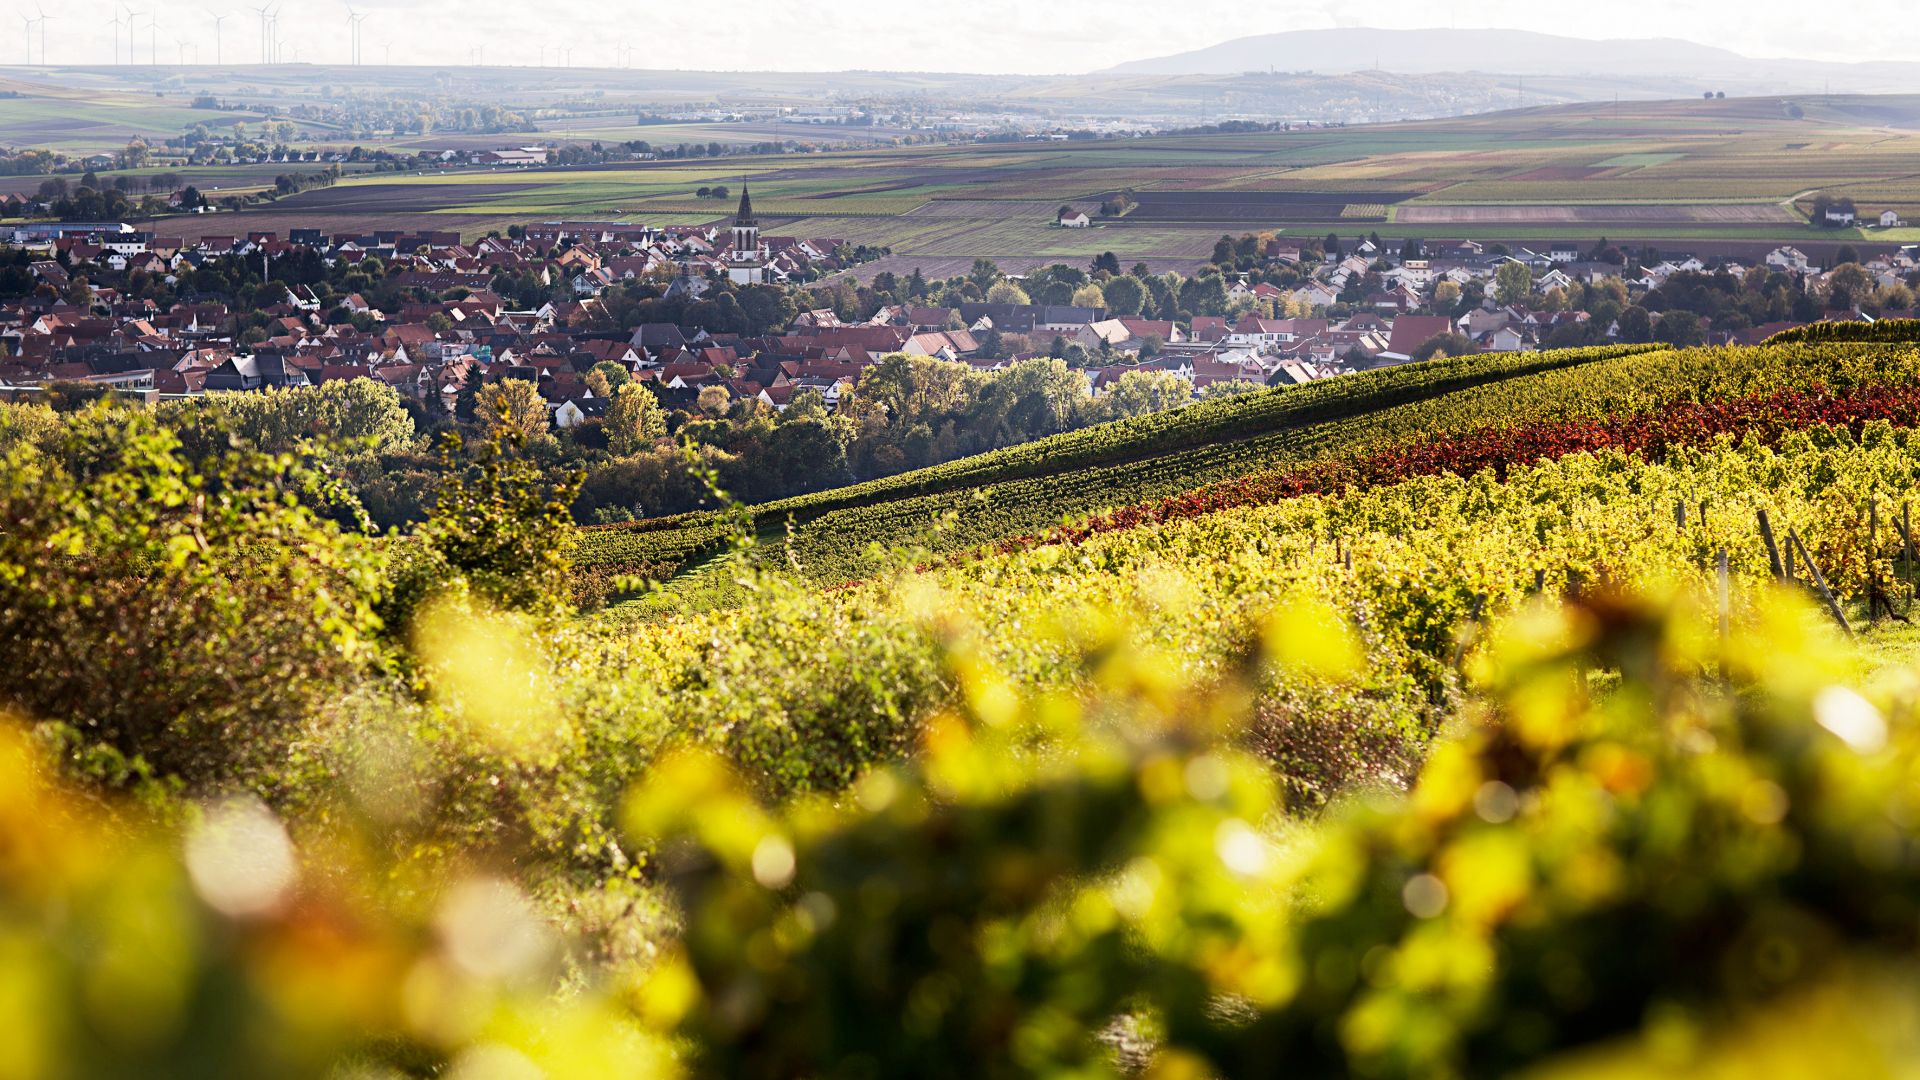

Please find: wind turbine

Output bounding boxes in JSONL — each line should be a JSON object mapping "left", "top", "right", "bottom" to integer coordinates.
{"left": 19, "top": 14, "right": 36, "bottom": 65}
{"left": 108, "top": 11, "right": 125, "bottom": 65}
{"left": 345, "top": 8, "right": 369, "bottom": 65}
{"left": 208, "top": 11, "right": 227, "bottom": 65}
{"left": 176, "top": 38, "right": 188, "bottom": 65}
{"left": 145, "top": 12, "right": 159, "bottom": 66}
{"left": 35, "top": 6, "right": 53, "bottom": 66}
{"left": 250, "top": 3, "right": 269, "bottom": 62}
{"left": 381, "top": 41, "right": 390, "bottom": 65}
{"left": 120, "top": 5, "right": 143, "bottom": 64}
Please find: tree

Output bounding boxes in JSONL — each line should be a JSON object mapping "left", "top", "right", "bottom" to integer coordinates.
{"left": 473, "top": 379, "right": 549, "bottom": 442}
{"left": 1324, "top": 233, "right": 1342, "bottom": 259}
{"left": 1137, "top": 334, "right": 1165, "bottom": 358}
{"left": 1212, "top": 235, "right": 1236, "bottom": 265}
{"left": 1178, "top": 274, "right": 1228, "bottom": 316}
{"left": 1101, "top": 274, "right": 1146, "bottom": 317}
{"left": 1616, "top": 305, "right": 1655, "bottom": 343}
{"left": 1070, "top": 284, "right": 1106, "bottom": 309}
{"left": 1834, "top": 244, "right": 1860, "bottom": 267}
{"left": 604, "top": 383, "right": 668, "bottom": 455}
{"left": 1091, "top": 252, "right": 1121, "bottom": 276}
{"left": 393, "top": 429, "right": 582, "bottom": 629}
{"left": 781, "top": 387, "right": 831, "bottom": 423}
{"left": 1411, "top": 332, "right": 1477, "bottom": 360}
{"left": 589, "top": 360, "right": 632, "bottom": 394}
{"left": 160, "top": 379, "right": 416, "bottom": 464}
{"left": 985, "top": 282, "right": 1031, "bottom": 306}
{"left": 697, "top": 385, "right": 732, "bottom": 418}
{"left": 1494, "top": 261, "right": 1534, "bottom": 306}
{"left": 1092, "top": 370, "right": 1192, "bottom": 421}
{"left": 1825, "top": 263, "right": 1873, "bottom": 310}
{"left": 966, "top": 358, "right": 1088, "bottom": 447}
{"left": 1433, "top": 280, "right": 1461, "bottom": 307}
{"left": 968, "top": 259, "right": 1003, "bottom": 292}
{"left": 1198, "top": 380, "right": 1263, "bottom": 400}
{"left": 1652, "top": 310, "right": 1704, "bottom": 347}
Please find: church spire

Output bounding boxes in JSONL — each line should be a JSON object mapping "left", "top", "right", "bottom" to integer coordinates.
{"left": 735, "top": 184, "right": 755, "bottom": 226}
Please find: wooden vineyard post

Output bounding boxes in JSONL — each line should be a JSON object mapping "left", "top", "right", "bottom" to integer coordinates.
{"left": 1757, "top": 509, "right": 1785, "bottom": 580}
{"left": 1717, "top": 546, "right": 1730, "bottom": 641}
{"left": 1788, "top": 528, "right": 1853, "bottom": 636}
{"left": 1905, "top": 502, "right": 1915, "bottom": 615}
{"left": 1675, "top": 500, "right": 1687, "bottom": 530}
{"left": 1871, "top": 499, "right": 1881, "bottom": 625}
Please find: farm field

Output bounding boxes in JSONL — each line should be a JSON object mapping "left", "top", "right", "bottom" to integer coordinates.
{"left": 0, "top": 76, "right": 280, "bottom": 154}
{"left": 105, "top": 92, "right": 1914, "bottom": 266}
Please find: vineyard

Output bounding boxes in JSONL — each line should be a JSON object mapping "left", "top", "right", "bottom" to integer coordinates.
{"left": 584, "top": 340, "right": 1920, "bottom": 614}
{"left": 17, "top": 335, "right": 1920, "bottom": 1074}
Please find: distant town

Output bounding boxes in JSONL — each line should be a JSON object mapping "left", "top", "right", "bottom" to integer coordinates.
{"left": 5, "top": 185, "right": 1913, "bottom": 426}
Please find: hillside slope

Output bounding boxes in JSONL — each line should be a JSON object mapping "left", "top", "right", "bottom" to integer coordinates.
{"left": 582, "top": 345, "right": 1653, "bottom": 606}
{"left": 584, "top": 338, "right": 1920, "bottom": 619}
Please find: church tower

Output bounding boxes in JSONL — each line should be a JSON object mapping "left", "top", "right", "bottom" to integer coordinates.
{"left": 727, "top": 184, "right": 765, "bottom": 283}
{"left": 731, "top": 185, "right": 759, "bottom": 258}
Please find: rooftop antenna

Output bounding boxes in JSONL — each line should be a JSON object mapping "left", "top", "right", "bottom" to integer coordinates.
{"left": 208, "top": 10, "right": 226, "bottom": 65}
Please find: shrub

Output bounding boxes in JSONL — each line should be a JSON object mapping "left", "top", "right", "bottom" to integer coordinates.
{"left": 385, "top": 432, "right": 584, "bottom": 632}
{"left": 0, "top": 406, "right": 389, "bottom": 785}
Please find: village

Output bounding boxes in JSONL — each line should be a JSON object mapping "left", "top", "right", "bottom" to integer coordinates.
{"left": 5, "top": 187, "right": 1919, "bottom": 429}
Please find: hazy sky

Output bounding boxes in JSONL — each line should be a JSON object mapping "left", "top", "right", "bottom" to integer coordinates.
{"left": 14, "top": 0, "right": 1918, "bottom": 73}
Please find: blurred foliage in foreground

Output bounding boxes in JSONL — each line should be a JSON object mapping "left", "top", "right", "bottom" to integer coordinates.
{"left": 11, "top": 588, "right": 1920, "bottom": 1078}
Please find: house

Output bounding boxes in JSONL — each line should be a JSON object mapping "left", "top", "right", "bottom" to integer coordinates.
{"left": 551, "top": 397, "right": 606, "bottom": 429}
{"left": 1765, "top": 246, "right": 1811, "bottom": 273}
{"left": 1380, "top": 315, "right": 1456, "bottom": 362}
{"left": 1058, "top": 209, "right": 1091, "bottom": 229}
{"left": 1825, "top": 207, "right": 1857, "bottom": 226}
{"left": 1881, "top": 210, "right": 1905, "bottom": 228}
{"left": 477, "top": 147, "right": 551, "bottom": 166}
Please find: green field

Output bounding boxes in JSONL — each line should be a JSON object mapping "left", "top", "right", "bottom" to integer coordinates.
{"left": 10, "top": 65, "right": 1920, "bottom": 262}
{"left": 182, "top": 94, "right": 1920, "bottom": 264}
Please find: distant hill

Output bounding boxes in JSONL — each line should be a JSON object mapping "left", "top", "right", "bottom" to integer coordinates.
{"left": 1104, "top": 28, "right": 1920, "bottom": 92}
